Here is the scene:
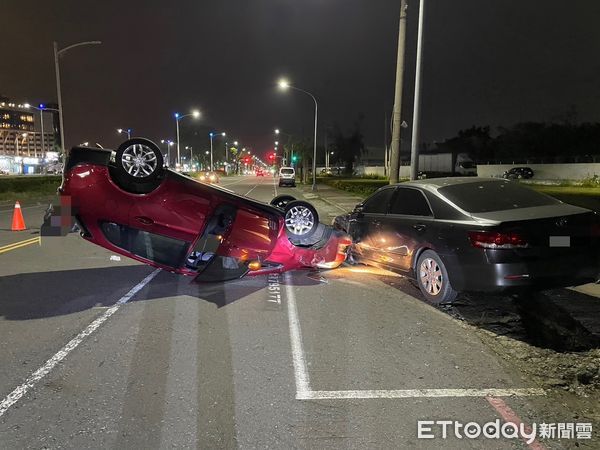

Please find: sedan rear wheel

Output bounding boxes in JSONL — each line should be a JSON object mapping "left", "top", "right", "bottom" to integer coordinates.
{"left": 113, "top": 138, "right": 164, "bottom": 193}
{"left": 416, "top": 250, "right": 458, "bottom": 304}
{"left": 283, "top": 200, "right": 319, "bottom": 239}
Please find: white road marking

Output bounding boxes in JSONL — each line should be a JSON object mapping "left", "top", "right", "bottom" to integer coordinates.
{"left": 219, "top": 177, "right": 248, "bottom": 187}
{"left": 0, "top": 269, "right": 160, "bottom": 418}
{"left": 160, "top": 298, "right": 199, "bottom": 448}
{"left": 284, "top": 272, "right": 311, "bottom": 397}
{"left": 283, "top": 273, "right": 546, "bottom": 402}
{"left": 243, "top": 177, "right": 263, "bottom": 197}
{"left": 272, "top": 176, "right": 278, "bottom": 197}
{"left": 298, "top": 388, "right": 546, "bottom": 400}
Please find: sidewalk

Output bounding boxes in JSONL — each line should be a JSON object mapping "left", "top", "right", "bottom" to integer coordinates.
{"left": 292, "top": 181, "right": 365, "bottom": 215}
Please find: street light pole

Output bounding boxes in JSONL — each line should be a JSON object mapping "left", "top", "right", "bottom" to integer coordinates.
{"left": 209, "top": 133, "right": 214, "bottom": 171}
{"left": 174, "top": 110, "right": 200, "bottom": 167}
{"left": 277, "top": 81, "right": 319, "bottom": 191}
{"left": 175, "top": 113, "right": 181, "bottom": 167}
{"left": 53, "top": 40, "right": 101, "bottom": 155}
{"left": 208, "top": 131, "right": 226, "bottom": 172}
{"left": 410, "top": 0, "right": 426, "bottom": 181}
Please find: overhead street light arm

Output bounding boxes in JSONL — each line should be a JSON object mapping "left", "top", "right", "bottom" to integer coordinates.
{"left": 57, "top": 41, "right": 102, "bottom": 56}
{"left": 53, "top": 40, "right": 101, "bottom": 155}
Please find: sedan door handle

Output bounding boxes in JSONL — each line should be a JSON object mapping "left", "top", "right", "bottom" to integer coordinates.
{"left": 413, "top": 224, "right": 426, "bottom": 232}
{"left": 135, "top": 216, "right": 154, "bottom": 225}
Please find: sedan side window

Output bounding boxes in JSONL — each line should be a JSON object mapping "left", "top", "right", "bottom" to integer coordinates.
{"left": 390, "top": 188, "right": 433, "bottom": 217}
{"left": 362, "top": 188, "right": 394, "bottom": 214}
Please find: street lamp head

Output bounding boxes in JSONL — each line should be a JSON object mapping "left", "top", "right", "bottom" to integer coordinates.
{"left": 161, "top": 139, "right": 165, "bottom": 143}
{"left": 23, "top": 103, "right": 30, "bottom": 108}
{"left": 192, "top": 110, "right": 200, "bottom": 118}
{"left": 278, "top": 78, "right": 290, "bottom": 90}
{"left": 174, "top": 112, "right": 180, "bottom": 119}
{"left": 117, "top": 128, "right": 123, "bottom": 133}
{"left": 275, "top": 129, "right": 280, "bottom": 134}
{"left": 221, "top": 132, "right": 226, "bottom": 137}
{"left": 39, "top": 104, "right": 45, "bottom": 109}
{"left": 233, "top": 141, "right": 238, "bottom": 146}
{"left": 205, "top": 151, "right": 210, "bottom": 155}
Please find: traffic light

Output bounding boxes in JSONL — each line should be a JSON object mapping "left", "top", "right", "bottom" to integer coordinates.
{"left": 291, "top": 155, "right": 297, "bottom": 162}
{"left": 268, "top": 152, "right": 276, "bottom": 162}
{"left": 244, "top": 157, "right": 251, "bottom": 163}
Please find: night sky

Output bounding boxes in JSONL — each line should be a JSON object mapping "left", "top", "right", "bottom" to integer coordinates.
{"left": 2, "top": 0, "right": 600, "bottom": 159}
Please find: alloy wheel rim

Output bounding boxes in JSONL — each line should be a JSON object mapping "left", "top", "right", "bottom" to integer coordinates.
{"left": 285, "top": 206, "right": 314, "bottom": 235}
{"left": 419, "top": 257, "right": 443, "bottom": 296}
{"left": 122, "top": 144, "right": 158, "bottom": 177}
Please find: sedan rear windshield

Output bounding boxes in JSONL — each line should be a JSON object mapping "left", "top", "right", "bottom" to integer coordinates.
{"left": 280, "top": 168, "right": 294, "bottom": 174}
{"left": 438, "top": 181, "right": 560, "bottom": 213}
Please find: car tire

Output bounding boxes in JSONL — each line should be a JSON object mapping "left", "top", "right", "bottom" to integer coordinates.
{"left": 113, "top": 138, "right": 164, "bottom": 192}
{"left": 416, "top": 250, "right": 458, "bottom": 304}
{"left": 283, "top": 200, "right": 319, "bottom": 239}
{"left": 270, "top": 194, "right": 296, "bottom": 209}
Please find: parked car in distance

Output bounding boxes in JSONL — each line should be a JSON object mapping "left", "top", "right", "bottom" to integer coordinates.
{"left": 278, "top": 167, "right": 296, "bottom": 187}
{"left": 503, "top": 167, "right": 534, "bottom": 179}
{"left": 57, "top": 138, "right": 352, "bottom": 281}
{"left": 334, "top": 177, "right": 600, "bottom": 304}
{"left": 256, "top": 168, "right": 266, "bottom": 176}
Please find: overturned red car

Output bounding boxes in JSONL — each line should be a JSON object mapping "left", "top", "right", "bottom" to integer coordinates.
{"left": 57, "top": 138, "right": 351, "bottom": 281}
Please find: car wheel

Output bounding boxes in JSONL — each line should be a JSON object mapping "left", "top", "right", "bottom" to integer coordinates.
{"left": 416, "top": 250, "right": 458, "bottom": 304}
{"left": 115, "top": 138, "right": 164, "bottom": 181}
{"left": 270, "top": 194, "right": 296, "bottom": 209}
{"left": 283, "top": 200, "right": 319, "bottom": 239}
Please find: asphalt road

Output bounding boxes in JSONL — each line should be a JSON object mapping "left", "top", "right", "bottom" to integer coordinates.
{"left": 0, "top": 175, "right": 595, "bottom": 449}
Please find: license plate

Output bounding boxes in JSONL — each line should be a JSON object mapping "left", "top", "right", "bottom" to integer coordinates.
{"left": 549, "top": 236, "right": 570, "bottom": 247}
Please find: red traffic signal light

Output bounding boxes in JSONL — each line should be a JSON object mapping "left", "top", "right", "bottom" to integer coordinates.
{"left": 244, "top": 157, "right": 251, "bottom": 163}
{"left": 268, "top": 152, "right": 276, "bottom": 161}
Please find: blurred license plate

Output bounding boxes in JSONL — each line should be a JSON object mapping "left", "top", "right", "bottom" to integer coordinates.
{"left": 549, "top": 236, "right": 570, "bottom": 247}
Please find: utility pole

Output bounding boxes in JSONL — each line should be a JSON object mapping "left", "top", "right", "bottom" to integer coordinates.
{"left": 410, "top": 0, "right": 426, "bottom": 181}
{"left": 389, "top": 0, "right": 408, "bottom": 184}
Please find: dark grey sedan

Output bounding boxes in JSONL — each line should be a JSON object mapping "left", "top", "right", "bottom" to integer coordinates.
{"left": 334, "top": 178, "right": 600, "bottom": 304}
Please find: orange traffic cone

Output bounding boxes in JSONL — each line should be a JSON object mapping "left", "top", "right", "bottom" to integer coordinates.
{"left": 11, "top": 201, "right": 26, "bottom": 231}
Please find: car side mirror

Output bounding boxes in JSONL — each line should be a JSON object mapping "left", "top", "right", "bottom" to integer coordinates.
{"left": 354, "top": 204, "right": 364, "bottom": 214}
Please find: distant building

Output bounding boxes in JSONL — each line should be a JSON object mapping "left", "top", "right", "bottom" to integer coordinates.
{"left": 0, "top": 99, "right": 59, "bottom": 174}
{"left": 0, "top": 100, "right": 58, "bottom": 158}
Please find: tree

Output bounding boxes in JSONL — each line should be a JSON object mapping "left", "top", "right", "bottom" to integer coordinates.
{"left": 328, "top": 116, "right": 365, "bottom": 175}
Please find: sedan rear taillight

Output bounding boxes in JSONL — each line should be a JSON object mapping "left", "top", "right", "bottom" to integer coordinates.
{"left": 468, "top": 231, "right": 529, "bottom": 249}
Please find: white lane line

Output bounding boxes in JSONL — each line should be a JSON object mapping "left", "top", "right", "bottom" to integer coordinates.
{"left": 243, "top": 177, "right": 263, "bottom": 197}
{"left": 220, "top": 177, "right": 247, "bottom": 187}
{"left": 284, "top": 272, "right": 311, "bottom": 397}
{"left": 160, "top": 298, "right": 199, "bottom": 448}
{"left": 0, "top": 269, "right": 160, "bottom": 418}
{"left": 298, "top": 388, "right": 546, "bottom": 400}
{"left": 272, "top": 176, "right": 278, "bottom": 197}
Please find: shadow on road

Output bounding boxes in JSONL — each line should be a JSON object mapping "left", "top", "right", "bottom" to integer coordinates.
{"left": 0, "top": 266, "right": 324, "bottom": 320}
